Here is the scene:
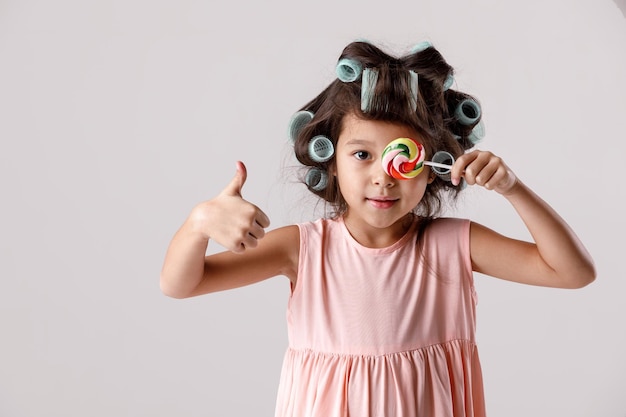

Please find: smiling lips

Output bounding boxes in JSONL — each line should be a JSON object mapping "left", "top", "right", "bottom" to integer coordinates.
{"left": 367, "top": 197, "right": 398, "bottom": 209}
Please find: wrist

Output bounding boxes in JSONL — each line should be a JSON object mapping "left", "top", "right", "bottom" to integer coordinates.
{"left": 499, "top": 178, "right": 528, "bottom": 200}
{"left": 495, "top": 169, "right": 520, "bottom": 196}
{"left": 186, "top": 202, "right": 214, "bottom": 241}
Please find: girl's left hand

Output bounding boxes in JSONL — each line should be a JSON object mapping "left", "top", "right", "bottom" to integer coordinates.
{"left": 451, "top": 150, "right": 518, "bottom": 195}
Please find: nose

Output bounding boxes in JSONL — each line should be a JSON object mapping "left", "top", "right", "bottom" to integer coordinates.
{"left": 373, "top": 165, "right": 395, "bottom": 188}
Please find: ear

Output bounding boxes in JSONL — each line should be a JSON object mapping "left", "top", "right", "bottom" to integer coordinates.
{"left": 427, "top": 169, "right": 436, "bottom": 184}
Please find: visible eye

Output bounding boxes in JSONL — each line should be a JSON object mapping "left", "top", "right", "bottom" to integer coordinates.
{"left": 353, "top": 151, "right": 370, "bottom": 161}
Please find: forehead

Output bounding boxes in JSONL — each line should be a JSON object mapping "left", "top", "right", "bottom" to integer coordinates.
{"left": 338, "top": 113, "right": 422, "bottom": 147}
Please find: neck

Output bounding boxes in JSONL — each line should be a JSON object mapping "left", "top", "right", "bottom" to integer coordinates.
{"left": 342, "top": 213, "right": 416, "bottom": 248}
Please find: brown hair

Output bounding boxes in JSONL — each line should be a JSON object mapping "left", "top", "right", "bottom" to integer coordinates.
{"left": 291, "top": 40, "right": 482, "bottom": 219}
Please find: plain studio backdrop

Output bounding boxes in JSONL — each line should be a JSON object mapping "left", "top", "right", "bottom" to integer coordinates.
{"left": 1, "top": 0, "right": 625, "bottom": 416}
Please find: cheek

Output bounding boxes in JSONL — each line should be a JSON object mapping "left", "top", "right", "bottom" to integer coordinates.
{"left": 404, "top": 177, "right": 429, "bottom": 195}
{"left": 335, "top": 170, "right": 362, "bottom": 199}
{"left": 333, "top": 156, "right": 358, "bottom": 182}
{"left": 336, "top": 174, "right": 352, "bottom": 194}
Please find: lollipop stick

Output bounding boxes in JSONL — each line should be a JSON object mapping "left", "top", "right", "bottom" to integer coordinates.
{"left": 424, "top": 161, "right": 452, "bottom": 170}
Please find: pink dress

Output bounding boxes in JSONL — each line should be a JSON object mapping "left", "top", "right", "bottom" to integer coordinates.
{"left": 274, "top": 217, "right": 486, "bottom": 417}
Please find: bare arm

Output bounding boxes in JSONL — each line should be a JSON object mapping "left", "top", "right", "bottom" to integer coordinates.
{"left": 160, "top": 161, "right": 298, "bottom": 299}
{"left": 451, "top": 151, "right": 596, "bottom": 289}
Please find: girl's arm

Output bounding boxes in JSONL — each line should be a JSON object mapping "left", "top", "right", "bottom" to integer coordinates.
{"left": 451, "top": 151, "right": 596, "bottom": 289}
{"left": 160, "top": 162, "right": 299, "bottom": 299}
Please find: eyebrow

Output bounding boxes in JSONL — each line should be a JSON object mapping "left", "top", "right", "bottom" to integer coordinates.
{"left": 343, "top": 139, "right": 373, "bottom": 147}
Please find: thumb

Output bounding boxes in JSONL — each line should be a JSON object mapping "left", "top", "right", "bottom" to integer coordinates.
{"left": 223, "top": 161, "right": 247, "bottom": 196}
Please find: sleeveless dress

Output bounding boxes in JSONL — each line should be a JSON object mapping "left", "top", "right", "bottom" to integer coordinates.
{"left": 274, "top": 216, "right": 486, "bottom": 417}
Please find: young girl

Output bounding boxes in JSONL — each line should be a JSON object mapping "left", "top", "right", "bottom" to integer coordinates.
{"left": 160, "top": 40, "right": 596, "bottom": 417}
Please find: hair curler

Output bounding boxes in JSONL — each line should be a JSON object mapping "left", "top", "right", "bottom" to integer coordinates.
{"left": 408, "top": 70, "right": 419, "bottom": 111}
{"left": 361, "top": 67, "right": 379, "bottom": 112}
{"left": 455, "top": 99, "right": 481, "bottom": 126}
{"left": 410, "top": 41, "right": 433, "bottom": 54}
{"left": 288, "top": 110, "right": 314, "bottom": 143}
{"left": 336, "top": 58, "right": 363, "bottom": 82}
{"left": 305, "top": 167, "right": 328, "bottom": 191}
{"left": 308, "top": 135, "right": 334, "bottom": 162}
{"left": 468, "top": 120, "right": 485, "bottom": 144}
{"left": 443, "top": 74, "right": 454, "bottom": 91}
{"left": 425, "top": 151, "right": 455, "bottom": 181}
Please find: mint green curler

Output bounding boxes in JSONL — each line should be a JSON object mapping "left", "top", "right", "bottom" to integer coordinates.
{"left": 410, "top": 41, "right": 433, "bottom": 54}
{"left": 305, "top": 167, "right": 328, "bottom": 191}
{"left": 408, "top": 70, "right": 419, "bottom": 111}
{"left": 444, "top": 74, "right": 454, "bottom": 91}
{"left": 336, "top": 58, "right": 363, "bottom": 82}
{"left": 468, "top": 120, "right": 485, "bottom": 144}
{"left": 288, "top": 110, "right": 314, "bottom": 143}
{"left": 425, "top": 151, "right": 455, "bottom": 181}
{"left": 361, "top": 68, "right": 379, "bottom": 112}
{"left": 308, "top": 135, "right": 334, "bottom": 163}
{"left": 455, "top": 99, "right": 481, "bottom": 126}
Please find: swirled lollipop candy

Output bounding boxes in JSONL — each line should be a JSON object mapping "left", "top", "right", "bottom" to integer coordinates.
{"left": 381, "top": 138, "right": 426, "bottom": 179}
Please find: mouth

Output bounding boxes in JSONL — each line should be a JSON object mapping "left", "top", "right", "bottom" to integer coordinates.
{"left": 366, "top": 197, "right": 399, "bottom": 209}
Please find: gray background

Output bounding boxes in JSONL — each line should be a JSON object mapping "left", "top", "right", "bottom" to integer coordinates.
{"left": 1, "top": 0, "right": 625, "bottom": 416}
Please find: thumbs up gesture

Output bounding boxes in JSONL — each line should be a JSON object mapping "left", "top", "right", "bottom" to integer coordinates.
{"left": 191, "top": 161, "right": 271, "bottom": 253}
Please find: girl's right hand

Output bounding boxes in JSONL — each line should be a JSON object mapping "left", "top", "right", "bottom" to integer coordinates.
{"left": 451, "top": 150, "right": 518, "bottom": 195}
{"left": 190, "top": 161, "right": 271, "bottom": 253}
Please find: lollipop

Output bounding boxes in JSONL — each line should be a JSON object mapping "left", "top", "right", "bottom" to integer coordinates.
{"left": 381, "top": 138, "right": 426, "bottom": 179}
{"left": 382, "top": 138, "right": 456, "bottom": 181}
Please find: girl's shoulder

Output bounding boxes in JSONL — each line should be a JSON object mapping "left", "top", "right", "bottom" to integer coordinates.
{"left": 421, "top": 216, "right": 471, "bottom": 238}
{"left": 294, "top": 216, "right": 341, "bottom": 237}
{"left": 419, "top": 217, "right": 473, "bottom": 257}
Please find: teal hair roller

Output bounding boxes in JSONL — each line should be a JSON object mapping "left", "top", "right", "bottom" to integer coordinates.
{"left": 308, "top": 135, "right": 334, "bottom": 163}
{"left": 305, "top": 167, "right": 328, "bottom": 191}
{"left": 408, "top": 70, "right": 419, "bottom": 111}
{"left": 455, "top": 99, "right": 481, "bottom": 126}
{"left": 443, "top": 74, "right": 454, "bottom": 91}
{"left": 288, "top": 110, "right": 314, "bottom": 143}
{"left": 468, "top": 120, "right": 485, "bottom": 144}
{"left": 361, "top": 67, "right": 379, "bottom": 112}
{"left": 425, "top": 151, "right": 466, "bottom": 187}
{"left": 336, "top": 58, "right": 363, "bottom": 82}
{"left": 425, "top": 151, "right": 455, "bottom": 181}
{"left": 410, "top": 41, "right": 433, "bottom": 54}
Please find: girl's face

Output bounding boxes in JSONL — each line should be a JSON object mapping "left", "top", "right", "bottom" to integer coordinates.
{"left": 334, "top": 113, "right": 433, "bottom": 248}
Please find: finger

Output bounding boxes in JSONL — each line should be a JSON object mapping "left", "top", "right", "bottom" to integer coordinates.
{"left": 231, "top": 241, "right": 246, "bottom": 254}
{"left": 249, "top": 221, "right": 266, "bottom": 240}
{"left": 450, "top": 151, "right": 480, "bottom": 185}
{"left": 255, "top": 208, "right": 271, "bottom": 229}
{"left": 479, "top": 162, "right": 504, "bottom": 189}
{"left": 222, "top": 161, "right": 248, "bottom": 197}
{"left": 451, "top": 151, "right": 479, "bottom": 185}
{"left": 473, "top": 158, "right": 500, "bottom": 187}
{"left": 464, "top": 152, "right": 498, "bottom": 185}
{"left": 241, "top": 232, "right": 259, "bottom": 249}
